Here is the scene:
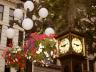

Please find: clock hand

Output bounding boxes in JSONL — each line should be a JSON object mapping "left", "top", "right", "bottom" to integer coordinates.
{"left": 61, "top": 43, "right": 68, "bottom": 47}
{"left": 61, "top": 44, "right": 66, "bottom": 47}
{"left": 74, "top": 43, "right": 79, "bottom": 46}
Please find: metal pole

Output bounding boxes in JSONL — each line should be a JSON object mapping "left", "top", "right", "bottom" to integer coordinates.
{"left": 10, "top": 67, "right": 17, "bottom": 72}
{"left": 81, "top": 63, "right": 83, "bottom": 72}
{"left": 71, "top": 58, "right": 73, "bottom": 72}
{"left": 32, "top": 62, "right": 34, "bottom": 72}
{"left": 87, "top": 58, "right": 90, "bottom": 72}
{"left": 23, "top": 31, "right": 25, "bottom": 46}
{"left": 94, "top": 61, "right": 96, "bottom": 72}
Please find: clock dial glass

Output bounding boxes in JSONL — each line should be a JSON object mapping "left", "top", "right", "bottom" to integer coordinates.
{"left": 72, "top": 38, "right": 82, "bottom": 53}
{"left": 59, "top": 38, "right": 70, "bottom": 54}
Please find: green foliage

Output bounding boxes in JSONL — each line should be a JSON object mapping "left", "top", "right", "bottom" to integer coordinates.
{"left": 39, "top": 0, "right": 69, "bottom": 33}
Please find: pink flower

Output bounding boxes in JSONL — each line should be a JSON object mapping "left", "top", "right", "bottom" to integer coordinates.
{"left": 48, "top": 34, "right": 56, "bottom": 38}
{"left": 30, "top": 32, "right": 38, "bottom": 37}
{"left": 2, "top": 47, "right": 11, "bottom": 58}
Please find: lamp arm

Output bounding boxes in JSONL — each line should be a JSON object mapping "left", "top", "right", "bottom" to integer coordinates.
{"left": 9, "top": 20, "right": 22, "bottom": 28}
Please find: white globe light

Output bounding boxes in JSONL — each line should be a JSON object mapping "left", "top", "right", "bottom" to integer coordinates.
{"left": 44, "top": 27, "right": 55, "bottom": 36}
{"left": 24, "top": 1, "right": 34, "bottom": 11}
{"left": 39, "top": 8, "right": 48, "bottom": 18}
{"left": 14, "top": 9, "right": 23, "bottom": 20}
{"left": 6, "top": 28, "right": 15, "bottom": 39}
{"left": 22, "top": 18, "right": 33, "bottom": 30}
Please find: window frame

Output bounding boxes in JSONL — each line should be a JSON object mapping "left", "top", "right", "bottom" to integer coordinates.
{"left": 0, "top": 4, "right": 4, "bottom": 20}
{"left": 0, "top": 25, "right": 2, "bottom": 41}
{"left": 18, "top": 31, "right": 23, "bottom": 46}
{"left": 9, "top": 8, "right": 14, "bottom": 21}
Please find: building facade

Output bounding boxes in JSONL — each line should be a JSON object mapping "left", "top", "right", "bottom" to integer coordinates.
{"left": 0, "top": 0, "right": 24, "bottom": 72}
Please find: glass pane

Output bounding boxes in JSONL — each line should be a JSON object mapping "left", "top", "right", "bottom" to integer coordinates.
{"left": 7, "top": 38, "right": 12, "bottom": 47}
{"left": 0, "top": 25, "right": 2, "bottom": 41}
{"left": 4, "top": 65, "right": 10, "bottom": 72}
{"left": 9, "top": 8, "right": 14, "bottom": 17}
{"left": 0, "top": 5, "right": 3, "bottom": 12}
{"left": 9, "top": 16, "right": 14, "bottom": 21}
{"left": 0, "top": 13, "right": 2, "bottom": 20}
{"left": 18, "top": 31, "right": 23, "bottom": 46}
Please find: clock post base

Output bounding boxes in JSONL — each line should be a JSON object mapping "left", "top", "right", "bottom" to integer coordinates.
{"left": 58, "top": 54, "right": 87, "bottom": 72}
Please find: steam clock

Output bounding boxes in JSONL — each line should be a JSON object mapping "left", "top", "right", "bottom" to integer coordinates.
{"left": 58, "top": 32, "right": 87, "bottom": 72}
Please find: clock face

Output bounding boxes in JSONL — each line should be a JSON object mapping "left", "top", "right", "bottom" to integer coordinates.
{"left": 72, "top": 38, "right": 83, "bottom": 53}
{"left": 59, "top": 38, "right": 70, "bottom": 54}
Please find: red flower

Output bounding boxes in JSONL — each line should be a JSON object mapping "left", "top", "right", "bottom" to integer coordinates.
{"left": 18, "top": 56, "right": 22, "bottom": 60}
{"left": 48, "top": 34, "right": 56, "bottom": 38}
{"left": 30, "top": 32, "right": 38, "bottom": 37}
{"left": 2, "top": 47, "right": 11, "bottom": 58}
{"left": 31, "top": 48, "right": 37, "bottom": 55}
{"left": 8, "top": 43, "right": 13, "bottom": 48}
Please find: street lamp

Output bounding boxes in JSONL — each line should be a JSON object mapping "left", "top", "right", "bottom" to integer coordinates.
{"left": 6, "top": 0, "right": 55, "bottom": 39}
{"left": 5, "top": 1, "right": 55, "bottom": 72}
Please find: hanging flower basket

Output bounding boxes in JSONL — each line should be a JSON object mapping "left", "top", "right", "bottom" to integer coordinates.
{"left": 3, "top": 32, "right": 57, "bottom": 71}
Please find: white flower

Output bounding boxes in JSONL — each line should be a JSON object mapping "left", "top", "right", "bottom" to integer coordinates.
{"left": 38, "top": 48, "right": 43, "bottom": 52}
{"left": 13, "top": 46, "right": 22, "bottom": 52}
{"left": 51, "top": 51, "right": 53, "bottom": 56}
{"left": 41, "top": 60, "right": 45, "bottom": 64}
{"left": 44, "top": 51, "right": 47, "bottom": 55}
{"left": 17, "top": 48, "right": 22, "bottom": 51}
{"left": 16, "top": 46, "right": 20, "bottom": 48}
{"left": 45, "top": 64, "right": 49, "bottom": 67}
{"left": 39, "top": 43, "right": 44, "bottom": 49}
{"left": 28, "top": 56, "right": 31, "bottom": 59}
{"left": 33, "top": 60, "right": 36, "bottom": 62}
{"left": 27, "top": 56, "right": 31, "bottom": 59}
{"left": 47, "top": 58, "right": 51, "bottom": 60}
{"left": 46, "top": 54, "right": 49, "bottom": 57}
{"left": 36, "top": 51, "right": 40, "bottom": 54}
{"left": 12, "top": 50, "right": 17, "bottom": 53}
{"left": 44, "top": 51, "right": 49, "bottom": 57}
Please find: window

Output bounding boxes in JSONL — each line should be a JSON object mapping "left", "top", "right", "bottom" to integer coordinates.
{"left": 4, "top": 65, "right": 10, "bottom": 72}
{"left": 0, "top": 25, "right": 2, "bottom": 41}
{"left": 18, "top": 31, "right": 23, "bottom": 46}
{"left": 7, "top": 38, "right": 12, "bottom": 47}
{"left": 0, "top": 5, "right": 4, "bottom": 20}
{"left": 9, "top": 8, "right": 14, "bottom": 21}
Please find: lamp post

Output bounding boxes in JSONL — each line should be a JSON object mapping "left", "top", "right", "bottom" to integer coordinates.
{"left": 87, "top": 54, "right": 95, "bottom": 72}
{"left": 5, "top": 0, "right": 55, "bottom": 72}
{"left": 6, "top": 0, "right": 55, "bottom": 39}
